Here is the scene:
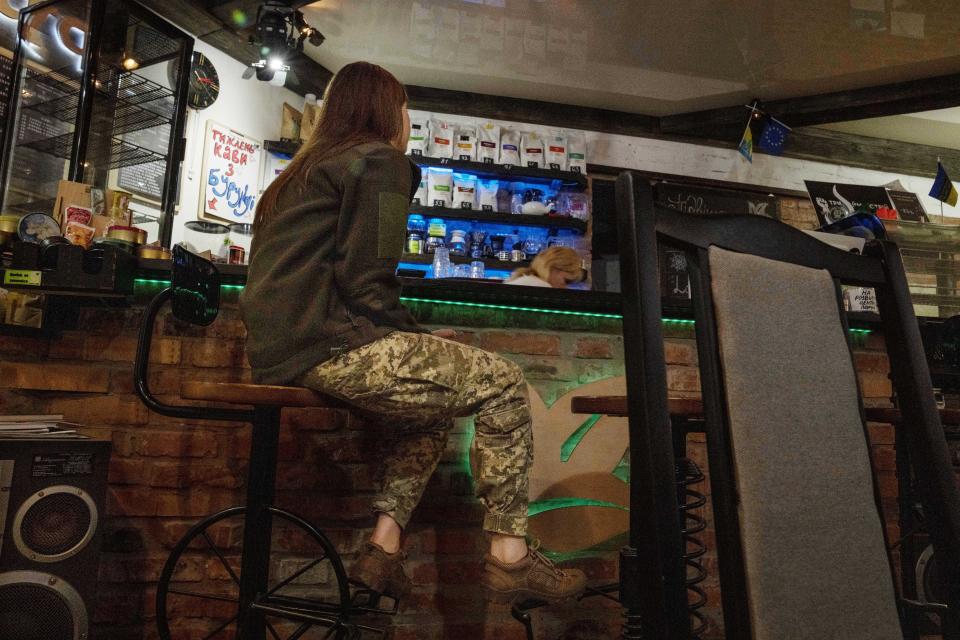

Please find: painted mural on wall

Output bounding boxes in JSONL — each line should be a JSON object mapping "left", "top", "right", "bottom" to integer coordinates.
{"left": 473, "top": 376, "right": 631, "bottom": 557}
{"left": 200, "top": 120, "right": 262, "bottom": 224}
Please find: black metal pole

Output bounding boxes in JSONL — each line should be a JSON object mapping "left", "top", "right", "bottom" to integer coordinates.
{"left": 159, "top": 40, "right": 193, "bottom": 247}
{"left": 0, "top": 7, "right": 28, "bottom": 214}
{"left": 69, "top": 0, "right": 106, "bottom": 182}
{"left": 237, "top": 405, "right": 281, "bottom": 640}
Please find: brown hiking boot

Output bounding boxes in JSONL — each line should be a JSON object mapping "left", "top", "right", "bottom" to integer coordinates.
{"left": 482, "top": 542, "right": 587, "bottom": 604}
{"left": 350, "top": 542, "right": 411, "bottom": 599}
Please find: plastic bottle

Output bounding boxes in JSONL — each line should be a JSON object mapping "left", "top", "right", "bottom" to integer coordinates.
{"left": 425, "top": 217, "right": 447, "bottom": 254}
{"left": 406, "top": 214, "right": 426, "bottom": 254}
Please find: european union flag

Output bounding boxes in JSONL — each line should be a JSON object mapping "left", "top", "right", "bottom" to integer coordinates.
{"left": 930, "top": 162, "right": 959, "bottom": 207}
{"left": 758, "top": 117, "right": 790, "bottom": 155}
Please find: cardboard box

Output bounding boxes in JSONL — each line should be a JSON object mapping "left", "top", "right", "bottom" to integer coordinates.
{"left": 52, "top": 180, "right": 92, "bottom": 226}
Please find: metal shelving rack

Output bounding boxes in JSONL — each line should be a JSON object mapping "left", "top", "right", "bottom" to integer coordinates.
{"left": 0, "top": 0, "right": 192, "bottom": 244}
{"left": 884, "top": 219, "right": 960, "bottom": 318}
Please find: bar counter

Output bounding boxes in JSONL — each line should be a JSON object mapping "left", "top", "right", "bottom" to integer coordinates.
{"left": 0, "top": 254, "right": 911, "bottom": 639}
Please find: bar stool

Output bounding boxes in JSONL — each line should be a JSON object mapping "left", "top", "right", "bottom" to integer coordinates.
{"left": 135, "top": 246, "right": 392, "bottom": 640}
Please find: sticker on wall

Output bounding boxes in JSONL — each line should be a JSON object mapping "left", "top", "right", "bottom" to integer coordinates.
{"left": 200, "top": 121, "right": 262, "bottom": 224}
{"left": 261, "top": 151, "right": 290, "bottom": 193}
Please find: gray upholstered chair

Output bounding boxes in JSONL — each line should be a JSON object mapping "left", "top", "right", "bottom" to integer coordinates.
{"left": 612, "top": 173, "right": 960, "bottom": 639}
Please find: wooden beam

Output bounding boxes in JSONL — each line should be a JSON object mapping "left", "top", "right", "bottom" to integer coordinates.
{"left": 136, "top": 0, "right": 223, "bottom": 36}
{"left": 660, "top": 72, "right": 960, "bottom": 136}
{"left": 405, "top": 85, "right": 657, "bottom": 138}
{"left": 668, "top": 126, "right": 957, "bottom": 180}
{"left": 779, "top": 127, "right": 955, "bottom": 179}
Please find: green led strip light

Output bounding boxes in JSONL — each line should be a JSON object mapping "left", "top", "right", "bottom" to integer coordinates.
{"left": 135, "top": 278, "right": 245, "bottom": 290}
{"left": 132, "top": 279, "right": 872, "bottom": 333}
{"left": 399, "top": 295, "right": 624, "bottom": 319}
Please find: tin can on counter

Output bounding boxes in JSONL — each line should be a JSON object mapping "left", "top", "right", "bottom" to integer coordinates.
{"left": 228, "top": 245, "right": 246, "bottom": 265}
{"left": 510, "top": 249, "right": 525, "bottom": 262}
{"left": 107, "top": 225, "right": 146, "bottom": 244}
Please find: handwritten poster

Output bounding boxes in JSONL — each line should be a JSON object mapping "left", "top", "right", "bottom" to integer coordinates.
{"left": 200, "top": 121, "right": 262, "bottom": 224}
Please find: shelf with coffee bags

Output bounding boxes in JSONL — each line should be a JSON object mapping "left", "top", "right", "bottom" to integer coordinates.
{"left": 408, "top": 205, "right": 587, "bottom": 233}
{"left": 410, "top": 154, "right": 588, "bottom": 188}
{"left": 260, "top": 141, "right": 588, "bottom": 188}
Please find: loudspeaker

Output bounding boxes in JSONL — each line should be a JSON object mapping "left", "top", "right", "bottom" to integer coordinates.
{"left": 0, "top": 438, "right": 111, "bottom": 640}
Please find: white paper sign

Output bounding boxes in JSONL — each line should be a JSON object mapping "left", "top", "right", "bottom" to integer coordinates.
{"left": 200, "top": 121, "right": 262, "bottom": 224}
{"left": 261, "top": 151, "right": 290, "bottom": 193}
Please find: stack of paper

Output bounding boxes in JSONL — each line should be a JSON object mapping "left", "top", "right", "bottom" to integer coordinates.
{"left": 0, "top": 415, "right": 86, "bottom": 438}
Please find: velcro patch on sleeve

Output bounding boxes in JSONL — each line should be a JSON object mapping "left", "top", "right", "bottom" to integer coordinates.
{"left": 378, "top": 191, "right": 409, "bottom": 260}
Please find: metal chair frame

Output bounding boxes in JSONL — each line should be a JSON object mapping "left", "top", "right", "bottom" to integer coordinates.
{"left": 614, "top": 173, "right": 960, "bottom": 639}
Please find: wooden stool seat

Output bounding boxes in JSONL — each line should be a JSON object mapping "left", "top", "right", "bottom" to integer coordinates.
{"left": 180, "top": 381, "right": 339, "bottom": 408}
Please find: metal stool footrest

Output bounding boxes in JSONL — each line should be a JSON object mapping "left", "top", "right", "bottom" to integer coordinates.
{"left": 510, "top": 582, "right": 621, "bottom": 640}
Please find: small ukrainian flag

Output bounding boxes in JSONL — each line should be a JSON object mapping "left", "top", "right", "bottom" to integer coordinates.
{"left": 930, "top": 162, "right": 958, "bottom": 206}
{"left": 738, "top": 120, "right": 753, "bottom": 163}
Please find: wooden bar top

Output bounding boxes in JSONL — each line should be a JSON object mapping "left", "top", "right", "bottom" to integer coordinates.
{"left": 570, "top": 396, "right": 960, "bottom": 424}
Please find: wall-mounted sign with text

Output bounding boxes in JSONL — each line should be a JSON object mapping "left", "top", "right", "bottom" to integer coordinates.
{"left": 656, "top": 182, "right": 779, "bottom": 218}
{"left": 804, "top": 180, "right": 893, "bottom": 227}
{"left": 200, "top": 120, "right": 262, "bottom": 225}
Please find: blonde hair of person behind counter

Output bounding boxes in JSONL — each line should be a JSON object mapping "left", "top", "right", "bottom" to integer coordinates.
{"left": 506, "top": 245, "right": 583, "bottom": 288}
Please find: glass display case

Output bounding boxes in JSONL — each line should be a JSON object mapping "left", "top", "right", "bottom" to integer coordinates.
{"left": 0, "top": 0, "right": 191, "bottom": 244}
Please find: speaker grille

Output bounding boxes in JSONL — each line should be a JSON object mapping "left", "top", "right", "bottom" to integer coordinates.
{"left": 20, "top": 493, "right": 92, "bottom": 556}
{"left": 13, "top": 486, "right": 98, "bottom": 562}
{"left": 0, "top": 583, "right": 75, "bottom": 640}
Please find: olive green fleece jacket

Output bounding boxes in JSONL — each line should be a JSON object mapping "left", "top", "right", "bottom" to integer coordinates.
{"left": 240, "top": 141, "right": 423, "bottom": 385}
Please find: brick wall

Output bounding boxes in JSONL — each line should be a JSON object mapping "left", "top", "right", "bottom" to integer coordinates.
{"left": 0, "top": 287, "right": 895, "bottom": 640}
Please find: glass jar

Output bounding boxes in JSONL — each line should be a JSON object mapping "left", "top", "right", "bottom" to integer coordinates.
{"left": 522, "top": 235, "right": 543, "bottom": 259}
{"left": 468, "top": 229, "right": 487, "bottom": 258}
{"left": 561, "top": 190, "right": 589, "bottom": 220}
{"left": 425, "top": 217, "right": 447, "bottom": 254}
{"left": 449, "top": 228, "right": 467, "bottom": 256}
{"left": 510, "top": 182, "right": 525, "bottom": 215}
{"left": 406, "top": 214, "right": 426, "bottom": 254}
{"left": 496, "top": 184, "right": 512, "bottom": 214}
{"left": 184, "top": 220, "right": 230, "bottom": 261}
{"left": 228, "top": 223, "right": 254, "bottom": 263}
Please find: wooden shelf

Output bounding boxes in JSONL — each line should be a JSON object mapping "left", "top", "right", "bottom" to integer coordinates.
{"left": 410, "top": 154, "right": 588, "bottom": 188}
{"left": 409, "top": 205, "right": 587, "bottom": 233}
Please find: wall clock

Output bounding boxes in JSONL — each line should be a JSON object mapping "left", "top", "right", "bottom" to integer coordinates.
{"left": 170, "top": 52, "right": 220, "bottom": 110}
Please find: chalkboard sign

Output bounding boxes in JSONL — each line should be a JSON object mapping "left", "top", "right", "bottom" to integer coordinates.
{"left": 656, "top": 182, "right": 779, "bottom": 218}
{"left": 655, "top": 182, "right": 779, "bottom": 301}
{"left": 887, "top": 189, "right": 928, "bottom": 223}
{"left": 118, "top": 159, "right": 165, "bottom": 201}
{"left": 117, "top": 122, "right": 171, "bottom": 201}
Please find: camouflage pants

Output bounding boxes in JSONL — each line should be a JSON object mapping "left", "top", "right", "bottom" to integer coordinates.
{"left": 299, "top": 331, "right": 532, "bottom": 536}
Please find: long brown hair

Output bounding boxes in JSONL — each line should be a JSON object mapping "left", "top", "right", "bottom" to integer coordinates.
{"left": 255, "top": 61, "right": 408, "bottom": 228}
{"left": 508, "top": 246, "right": 584, "bottom": 282}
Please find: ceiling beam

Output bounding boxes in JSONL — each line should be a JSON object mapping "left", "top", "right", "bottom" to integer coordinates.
{"left": 778, "top": 127, "right": 954, "bottom": 179}
{"left": 660, "top": 72, "right": 960, "bottom": 137}
{"left": 671, "top": 125, "right": 955, "bottom": 181}
{"left": 406, "top": 85, "right": 658, "bottom": 138}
